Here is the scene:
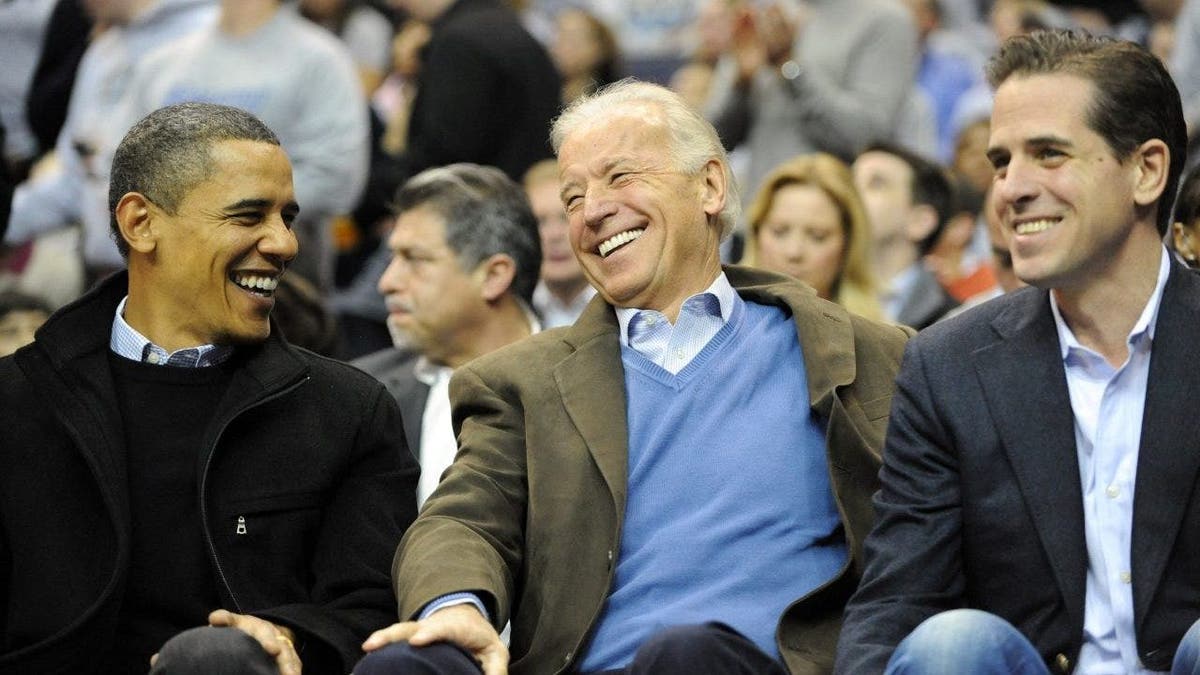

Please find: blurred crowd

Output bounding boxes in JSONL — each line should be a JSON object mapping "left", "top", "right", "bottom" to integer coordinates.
{"left": 3, "top": 0, "right": 1200, "bottom": 358}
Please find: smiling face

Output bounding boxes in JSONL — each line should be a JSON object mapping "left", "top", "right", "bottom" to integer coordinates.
{"left": 986, "top": 73, "right": 1150, "bottom": 291}
{"left": 126, "top": 140, "right": 298, "bottom": 350}
{"left": 755, "top": 183, "right": 846, "bottom": 300}
{"left": 557, "top": 106, "right": 725, "bottom": 319}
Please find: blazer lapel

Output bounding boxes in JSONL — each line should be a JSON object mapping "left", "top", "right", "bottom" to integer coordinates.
{"left": 1132, "top": 263, "right": 1200, "bottom": 630}
{"left": 725, "top": 265, "right": 856, "bottom": 413}
{"left": 973, "top": 288, "right": 1087, "bottom": 628}
{"left": 554, "top": 296, "right": 629, "bottom": 511}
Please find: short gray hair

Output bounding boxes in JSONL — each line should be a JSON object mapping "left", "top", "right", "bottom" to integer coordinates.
{"left": 550, "top": 79, "right": 740, "bottom": 239}
{"left": 393, "top": 163, "right": 542, "bottom": 304}
{"left": 108, "top": 102, "right": 280, "bottom": 257}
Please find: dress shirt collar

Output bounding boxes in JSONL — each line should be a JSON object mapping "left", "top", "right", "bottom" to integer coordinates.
{"left": 614, "top": 272, "right": 737, "bottom": 347}
{"left": 109, "top": 296, "right": 233, "bottom": 367}
{"left": 1050, "top": 246, "right": 1169, "bottom": 362}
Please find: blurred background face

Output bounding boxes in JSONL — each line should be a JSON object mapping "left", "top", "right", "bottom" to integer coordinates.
{"left": 854, "top": 151, "right": 914, "bottom": 247}
{"left": 552, "top": 9, "right": 605, "bottom": 79}
{"left": 0, "top": 309, "right": 48, "bottom": 357}
{"left": 526, "top": 177, "right": 585, "bottom": 291}
{"left": 755, "top": 183, "right": 845, "bottom": 299}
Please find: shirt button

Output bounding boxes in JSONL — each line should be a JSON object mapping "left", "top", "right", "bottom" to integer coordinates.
{"left": 1106, "top": 485, "right": 1119, "bottom": 498}
{"left": 146, "top": 352, "right": 161, "bottom": 364}
{"left": 1056, "top": 653, "right": 1070, "bottom": 672}
{"left": 1120, "top": 571, "right": 1132, "bottom": 584}
{"left": 673, "top": 348, "right": 685, "bottom": 360}
{"left": 644, "top": 316, "right": 657, "bottom": 326}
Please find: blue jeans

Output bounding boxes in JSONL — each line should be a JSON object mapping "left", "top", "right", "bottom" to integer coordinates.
{"left": 885, "top": 609, "right": 1200, "bottom": 675}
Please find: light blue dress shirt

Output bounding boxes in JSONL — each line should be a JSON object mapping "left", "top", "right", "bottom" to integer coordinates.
{"left": 110, "top": 296, "right": 232, "bottom": 367}
{"left": 1051, "top": 248, "right": 1170, "bottom": 675}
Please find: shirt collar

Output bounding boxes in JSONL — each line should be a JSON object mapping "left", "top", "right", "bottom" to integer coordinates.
{"left": 1050, "top": 246, "right": 1170, "bottom": 361}
{"left": 614, "top": 272, "right": 737, "bottom": 347}
{"left": 109, "top": 296, "right": 234, "bottom": 367}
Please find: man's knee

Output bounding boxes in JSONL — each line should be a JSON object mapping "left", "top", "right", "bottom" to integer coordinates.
{"left": 354, "top": 641, "right": 481, "bottom": 675}
{"left": 886, "top": 609, "right": 1047, "bottom": 675}
{"left": 631, "top": 623, "right": 786, "bottom": 675}
{"left": 1172, "top": 617, "right": 1200, "bottom": 675}
{"left": 150, "top": 626, "right": 275, "bottom": 675}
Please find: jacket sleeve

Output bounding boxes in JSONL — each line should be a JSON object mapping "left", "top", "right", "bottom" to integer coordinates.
{"left": 254, "top": 385, "right": 419, "bottom": 672}
{"left": 834, "top": 336, "right": 968, "bottom": 674}
{"left": 392, "top": 362, "right": 527, "bottom": 628}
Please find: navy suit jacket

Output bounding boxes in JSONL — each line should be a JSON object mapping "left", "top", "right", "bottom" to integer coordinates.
{"left": 836, "top": 259, "right": 1200, "bottom": 674}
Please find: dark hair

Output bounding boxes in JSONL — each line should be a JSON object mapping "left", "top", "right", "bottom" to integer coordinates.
{"left": 108, "top": 102, "right": 281, "bottom": 257}
{"left": 393, "top": 163, "right": 542, "bottom": 304}
{"left": 1173, "top": 164, "right": 1200, "bottom": 226}
{"left": 863, "top": 142, "right": 954, "bottom": 254}
{"left": 987, "top": 30, "right": 1186, "bottom": 236}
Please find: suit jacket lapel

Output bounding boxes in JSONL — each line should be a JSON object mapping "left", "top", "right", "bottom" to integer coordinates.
{"left": 554, "top": 295, "right": 629, "bottom": 511}
{"left": 1132, "top": 263, "right": 1200, "bottom": 630}
{"left": 725, "top": 266, "right": 856, "bottom": 413}
{"left": 974, "top": 288, "right": 1088, "bottom": 628}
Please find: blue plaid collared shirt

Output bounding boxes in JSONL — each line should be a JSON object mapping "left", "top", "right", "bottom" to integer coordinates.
{"left": 614, "top": 272, "right": 739, "bottom": 374}
{"left": 109, "top": 296, "right": 233, "bottom": 367}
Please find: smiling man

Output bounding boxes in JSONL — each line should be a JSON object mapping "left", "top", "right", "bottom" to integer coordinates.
{"left": 355, "top": 81, "right": 910, "bottom": 675}
{"left": 0, "top": 102, "right": 418, "bottom": 674}
{"left": 836, "top": 31, "right": 1200, "bottom": 675}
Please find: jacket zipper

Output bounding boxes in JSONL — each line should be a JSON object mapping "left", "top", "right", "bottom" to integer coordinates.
{"left": 199, "top": 376, "right": 309, "bottom": 612}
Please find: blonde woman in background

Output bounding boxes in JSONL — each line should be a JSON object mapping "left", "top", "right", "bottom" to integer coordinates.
{"left": 742, "top": 153, "right": 883, "bottom": 319}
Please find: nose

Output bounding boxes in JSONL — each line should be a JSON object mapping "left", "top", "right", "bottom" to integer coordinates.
{"left": 261, "top": 214, "right": 299, "bottom": 263}
{"left": 993, "top": 158, "right": 1040, "bottom": 213}
{"left": 377, "top": 255, "right": 408, "bottom": 296}
{"left": 581, "top": 188, "right": 618, "bottom": 229}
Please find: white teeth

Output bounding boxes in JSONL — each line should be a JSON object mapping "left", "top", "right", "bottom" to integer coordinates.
{"left": 598, "top": 228, "right": 645, "bottom": 257}
{"left": 233, "top": 273, "right": 280, "bottom": 293}
{"left": 1014, "top": 219, "right": 1057, "bottom": 235}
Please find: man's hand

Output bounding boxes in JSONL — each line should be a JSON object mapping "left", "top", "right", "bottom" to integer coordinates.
{"left": 362, "top": 604, "right": 509, "bottom": 675}
{"left": 208, "top": 609, "right": 302, "bottom": 675}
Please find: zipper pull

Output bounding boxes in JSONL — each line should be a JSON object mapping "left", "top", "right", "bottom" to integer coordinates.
{"left": 236, "top": 516, "right": 247, "bottom": 535}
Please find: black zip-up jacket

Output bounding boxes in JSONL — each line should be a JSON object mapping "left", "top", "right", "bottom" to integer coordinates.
{"left": 0, "top": 273, "right": 418, "bottom": 673}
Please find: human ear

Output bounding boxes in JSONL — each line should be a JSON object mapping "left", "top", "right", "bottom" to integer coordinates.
{"left": 477, "top": 253, "right": 517, "bottom": 302}
{"left": 115, "top": 192, "right": 156, "bottom": 254}
{"left": 700, "top": 159, "right": 727, "bottom": 222}
{"left": 1132, "top": 138, "right": 1169, "bottom": 207}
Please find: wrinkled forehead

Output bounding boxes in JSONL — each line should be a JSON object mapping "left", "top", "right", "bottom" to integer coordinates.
{"left": 558, "top": 106, "right": 673, "bottom": 177}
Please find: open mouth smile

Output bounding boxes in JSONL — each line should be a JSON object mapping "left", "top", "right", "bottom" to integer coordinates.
{"left": 597, "top": 228, "right": 645, "bottom": 257}
{"left": 230, "top": 271, "right": 281, "bottom": 297}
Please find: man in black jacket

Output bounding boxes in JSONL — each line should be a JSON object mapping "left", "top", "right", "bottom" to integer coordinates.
{"left": 0, "top": 102, "right": 418, "bottom": 674}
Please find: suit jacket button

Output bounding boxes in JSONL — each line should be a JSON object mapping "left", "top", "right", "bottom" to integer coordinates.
{"left": 1056, "top": 654, "right": 1070, "bottom": 672}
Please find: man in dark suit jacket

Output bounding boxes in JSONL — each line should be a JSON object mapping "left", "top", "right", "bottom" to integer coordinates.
{"left": 836, "top": 30, "right": 1200, "bottom": 674}
{"left": 353, "top": 163, "right": 542, "bottom": 505}
{"left": 356, "top": 81, "right": 911, "bottom": 675}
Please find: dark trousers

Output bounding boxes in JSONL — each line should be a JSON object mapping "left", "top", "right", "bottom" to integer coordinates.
{"left": 353, "top": 622, "right": 788, "bottom": 674}
{"left": 148, "top": 626, "right": 277, "bottom": 675}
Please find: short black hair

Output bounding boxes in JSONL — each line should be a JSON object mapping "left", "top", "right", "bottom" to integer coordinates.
{"left": 108, "top": 102, "right": 281, "bottom": 257}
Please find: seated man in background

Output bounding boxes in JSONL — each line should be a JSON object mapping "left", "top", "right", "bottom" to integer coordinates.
{"left": 853, "top": 142, "right": 960, "bottom": 330}
{"left": 356, "top": 81, "right": 911, "bottom": 674}
{"left": 0, "top": 102, "right": 417, "bottom": 674}
{"left": 355, "top": 162, "right": 542, "bottom": 507}
{"left": 523, "top": 158, "right": 595, "bottom": 328}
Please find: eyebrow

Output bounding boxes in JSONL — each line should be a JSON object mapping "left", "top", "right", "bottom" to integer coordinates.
{"left": 559, "top": 158, "right": 634, "bottom": 201}
{"left": 224, "top": 198, "right": 301, "bottom": 218}
{"left": 987, "top": 134, "right": 1074, "bottom": 163}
